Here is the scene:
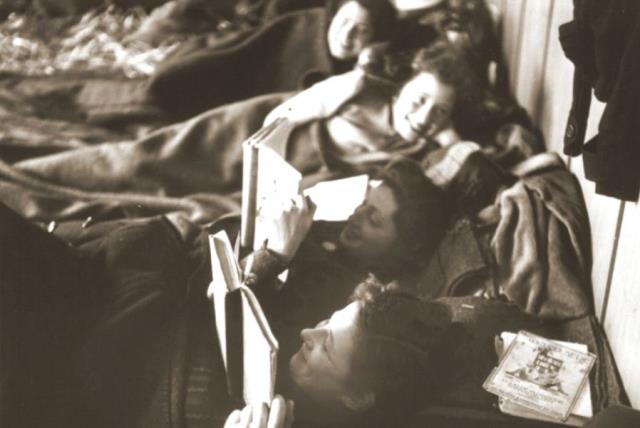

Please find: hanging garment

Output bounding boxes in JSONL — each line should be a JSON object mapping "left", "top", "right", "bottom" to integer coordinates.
{"left": 559, "top": 0, "right": 640, "bottom": 201}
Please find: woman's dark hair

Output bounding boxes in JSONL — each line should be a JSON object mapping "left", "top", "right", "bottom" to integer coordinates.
{"left": 373, "top": 156, "right": 447, "bottom": 268}
{"left": 409, "top": 39, "right": 484, "bottom": 128}
{"left": 346, "top": 276, "right": 469, "bottom": 425}
{"left": 410, "top": 38, "right": 476, "bottom": 91}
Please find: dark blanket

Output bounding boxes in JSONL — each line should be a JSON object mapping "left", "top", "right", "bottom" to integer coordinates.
{"left": 0, "top": 92, "right": 332, "bottom": 224}
{"left": 148, "top": 7, "right": 351, "bottom": 120}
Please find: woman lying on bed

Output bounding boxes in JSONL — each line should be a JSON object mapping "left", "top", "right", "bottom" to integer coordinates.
{"left": 1, "top": 194, "right": 623, "bottom": 428}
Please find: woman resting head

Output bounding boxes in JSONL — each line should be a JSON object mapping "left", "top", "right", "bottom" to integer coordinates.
{"left": 265, "top": 39, "right": 476, "bottom": 159}
{"left": 226, "top": 276, "right": 469, "bottom": 428}
{"left": 390, "top": 39, "right": 475, "bottom": 143}
{"left": 326, "top": 0, "right": 398, "bottom": 61}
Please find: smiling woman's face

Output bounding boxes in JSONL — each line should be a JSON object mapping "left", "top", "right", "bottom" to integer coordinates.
{"left": 289, "top": 302, "right": 361, "bottom": 402}
{"left": 392, "top": 71, "right": 456, "bottom": 142}
{"left": 327, "top": 1, "right": 374, "bottom": 60}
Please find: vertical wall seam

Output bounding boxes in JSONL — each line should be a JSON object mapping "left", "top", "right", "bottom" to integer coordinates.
{"left": 511, "top": 0, "right": 528, "bottom": 92}
{"left": 533, "top": 0, "right": 556, "bottom": 125}
{"left": 600, "top": 200, "right": 626, "bottom": 323}
{"left": 503, "top": 0, "right": 527, "bottom": 95}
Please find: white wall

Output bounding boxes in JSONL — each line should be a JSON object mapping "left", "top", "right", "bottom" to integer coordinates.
{"left": 488, "top": 0, "right": 640, "bottom": 408}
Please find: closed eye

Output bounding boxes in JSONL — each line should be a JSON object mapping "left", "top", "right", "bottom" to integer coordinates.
{"left": 369, "top": 211, "right": 382, "bottom": 226}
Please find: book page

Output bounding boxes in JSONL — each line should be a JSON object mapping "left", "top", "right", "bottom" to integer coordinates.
{"left": 304, "top": 175, "right": 368, "bottom": 221}
{"left": 241, "top": 119, "right": 301, "bottom": 251}
{"left": 252, "top": 143, "right": 301, "bottom": 250}
{"left": 239, "top": 285, "right": 278, "bottom": 406}
{"left": 483, "top": 330, "right": 596, "bottom": 421}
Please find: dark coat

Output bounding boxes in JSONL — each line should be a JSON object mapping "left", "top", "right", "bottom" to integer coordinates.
{"left": 560, "top": 0, "right": 640, "bottom": 201}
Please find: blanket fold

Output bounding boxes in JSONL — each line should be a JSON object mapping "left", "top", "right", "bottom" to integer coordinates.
{"left": 490, "top": 154, "right": 593, "bottom": 320}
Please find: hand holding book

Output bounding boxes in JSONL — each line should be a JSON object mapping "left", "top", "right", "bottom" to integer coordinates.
{"left": 224, "top": 395, "right": 295, "bottom": 428}
{"left": 262, "top": 194, "right": 317, "bottom": 264}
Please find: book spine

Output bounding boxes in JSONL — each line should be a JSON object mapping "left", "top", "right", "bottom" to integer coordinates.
{"left": 225, "top": 289, "right": 244, "bottom": 402}
{"left": 241, "top": 142, "right": 259, "bottom": 252}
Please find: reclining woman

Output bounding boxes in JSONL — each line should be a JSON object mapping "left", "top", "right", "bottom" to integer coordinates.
{"left": 0, "top": 200, "right": 559, "bottom": 428}
{"left": 209, "top": 157, "right": 447, "bottom": 362}
{"left": 0, "top": 188, "right": 464, "bottom": 428}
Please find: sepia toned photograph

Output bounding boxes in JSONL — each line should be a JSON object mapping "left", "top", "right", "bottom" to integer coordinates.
{"left": 0, "top": 1, "right": 638, "bottom": 427}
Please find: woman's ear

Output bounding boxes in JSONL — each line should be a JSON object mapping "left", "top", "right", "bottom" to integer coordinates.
{"left": 340, "top": 391, "right": 375, "bottom": 412}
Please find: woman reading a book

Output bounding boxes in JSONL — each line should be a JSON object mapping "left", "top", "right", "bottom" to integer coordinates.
{"left": 0, "top": 194, "right": 623, "bottom": 428}
{"left": 224, "top": 276, "right": 470, "bottom": 428}
{"left": 238, "top": 157, "right": 448, "bottom": 352}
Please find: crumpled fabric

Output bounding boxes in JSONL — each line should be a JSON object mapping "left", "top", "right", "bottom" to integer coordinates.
{"left": 0, "top": 6, "right": 180, "bottom": 77}
{"left": 490, "top": 154, "right": 593, "bottom": 320}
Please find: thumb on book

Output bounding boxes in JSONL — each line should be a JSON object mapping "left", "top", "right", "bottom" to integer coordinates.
{"left": 267, "top": 395, "right": 287, "bottom": 428}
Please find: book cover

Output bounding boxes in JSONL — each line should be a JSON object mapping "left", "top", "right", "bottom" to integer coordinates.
{"left": 207, "top": 230, "right": 279, "bottom": 406}
{"left": 483, "top": 330, "right": 596, "bottom": 422}
{"left": 497, "top": 332, "right": 593, "bottom": 426}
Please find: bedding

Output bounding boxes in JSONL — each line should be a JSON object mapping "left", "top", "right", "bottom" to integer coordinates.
{"left": 418, "top": 149, "right": 593, "bottom": 321}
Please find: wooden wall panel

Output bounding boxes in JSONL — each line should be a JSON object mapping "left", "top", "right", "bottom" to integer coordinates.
{"left": 603, "top": 202, "right": 640, "bottom": 408}
{"left": 539, "top": 0, "right": 573, "bottom": 155}
{"left": 570, "top": 157, "right": 623, "bottom": 318}
{"left": 513, "top": 0, "right": 554, "bottom": 123}
{"left": 501, "top": 0, "right": 526, "bottom": 91}
{"left": 568, "top": 99, "right": 622, "bottom": 318}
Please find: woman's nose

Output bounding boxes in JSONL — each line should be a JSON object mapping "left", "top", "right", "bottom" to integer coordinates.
{"left": 412, "top": 101, "right": 434, "bottom": 127}
{"left": 300, "top": 327, "right": 325, "bottom": 345}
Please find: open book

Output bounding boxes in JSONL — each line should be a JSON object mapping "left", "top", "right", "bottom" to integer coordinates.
{"left": 207, "top": 230, "right": 278, "bottom": 406}
{"left": 240, "top": 118, "right": 371, "bottom": 250}
{"left": 240, "top": 118, "right": 301, "bottom": 252}
{"left": 484, "top": 330, "right": 596, "bottom": 424}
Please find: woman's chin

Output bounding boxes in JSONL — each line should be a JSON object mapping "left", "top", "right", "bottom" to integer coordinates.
{"left": 329, "top": 42, "right": 357, "bottom": 60}
{"left": 289, "top": 350, "right": 305, "bottom": 378}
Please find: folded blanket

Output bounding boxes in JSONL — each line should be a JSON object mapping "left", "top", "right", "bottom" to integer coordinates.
{"left": 490, "top": 154, "right": 593, "bottom": 320}
{"left": 0, "top": 92, "right": 328, "bottom": 223}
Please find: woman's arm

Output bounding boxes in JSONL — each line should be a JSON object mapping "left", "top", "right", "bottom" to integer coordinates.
{"left": 263, "top": 69, "right": 368, "bottom": 126}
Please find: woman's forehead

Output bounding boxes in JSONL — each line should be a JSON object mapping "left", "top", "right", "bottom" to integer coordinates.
{"left": 366, "top": 183, "right": 399, "bottom": 216}
{"left": 408, "top": 72, "right": 456, "bottom": 100}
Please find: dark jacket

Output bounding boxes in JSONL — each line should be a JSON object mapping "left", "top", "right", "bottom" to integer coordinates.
{"left": 560, "top": 0, "right": 640, "bottom": 201}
